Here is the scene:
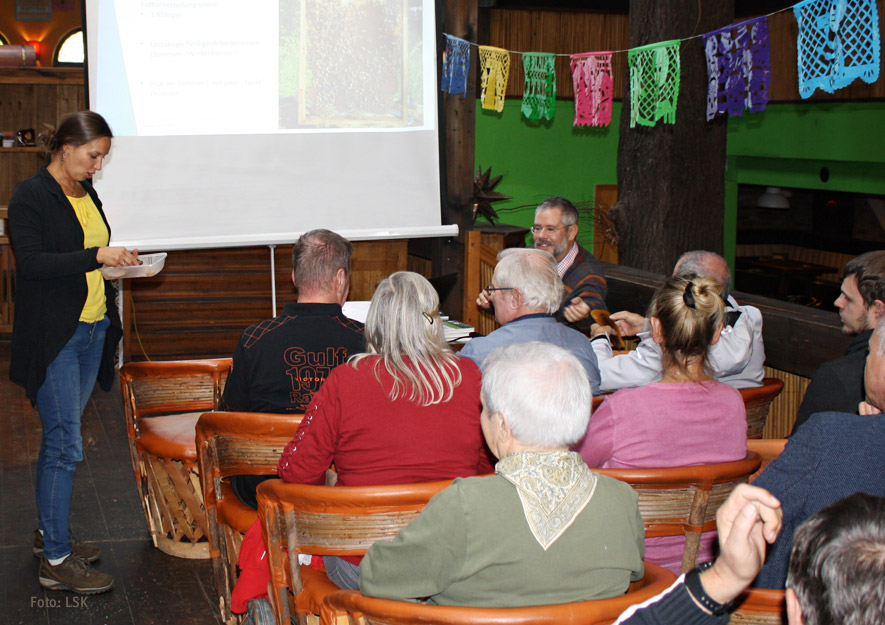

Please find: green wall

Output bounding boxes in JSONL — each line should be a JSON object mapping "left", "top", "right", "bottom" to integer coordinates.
{"left": 475, "top": 99, "right": 885, "bottom": 262}
{"left": 474, "top": 100, "right": 622, "bottom": 249}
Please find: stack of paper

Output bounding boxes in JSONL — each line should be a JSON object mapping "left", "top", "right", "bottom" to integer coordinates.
{"left": 443, "top": 320, "right": 474, "bottom": 342}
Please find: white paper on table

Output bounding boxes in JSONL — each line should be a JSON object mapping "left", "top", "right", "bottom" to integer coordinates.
{"left": 342, "top": 301, "right": 371, "bottom": 323}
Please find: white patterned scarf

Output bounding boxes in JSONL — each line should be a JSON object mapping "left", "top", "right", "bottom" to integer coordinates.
{"left": 496, "top": 451, "right": 598, "bottom": 551}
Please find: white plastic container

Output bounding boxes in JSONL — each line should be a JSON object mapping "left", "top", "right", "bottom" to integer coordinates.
{"left": 100, "top": 252, "right": 167, "bottom": 279}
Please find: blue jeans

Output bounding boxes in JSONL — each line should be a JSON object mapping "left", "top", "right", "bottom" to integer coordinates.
{"left": 35, "top": 316, "right": 109, "bottom": 560}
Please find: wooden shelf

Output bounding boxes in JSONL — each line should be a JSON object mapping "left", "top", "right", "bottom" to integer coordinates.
{"left": 0, "top": 147, "right": 41, "bottom": 153}
{"left": 0, "top": 67, "right": 85, "bottom": 85}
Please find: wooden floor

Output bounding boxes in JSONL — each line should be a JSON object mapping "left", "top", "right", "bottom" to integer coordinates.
{"left": 0, "top": 341, "right": 223, "bottom": 625}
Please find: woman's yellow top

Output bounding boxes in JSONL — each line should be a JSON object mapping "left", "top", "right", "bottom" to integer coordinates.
{"left": 68, "top": 194, "right": 109, "bottom": 322}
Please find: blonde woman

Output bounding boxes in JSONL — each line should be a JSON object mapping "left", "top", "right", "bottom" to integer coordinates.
{"left": 577, "top": 273, "right": 747, "bottom": 573}
{"left": 276, "top": 271, "right": 493, "bottom": 588}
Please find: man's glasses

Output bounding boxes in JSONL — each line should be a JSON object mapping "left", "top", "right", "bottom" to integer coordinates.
{"left": 484, "top": 285, "right": 514, "bottom": 293}
{"left": 530, "top": 225, "right": 568, "bottom": 235}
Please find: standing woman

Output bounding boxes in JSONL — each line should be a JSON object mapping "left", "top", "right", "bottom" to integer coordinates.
{"left": 8, "top": 111, "right": 139, "bottom": 594}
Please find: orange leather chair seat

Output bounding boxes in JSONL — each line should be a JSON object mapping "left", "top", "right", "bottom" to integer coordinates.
{"left": 296, "top": 565, "right": 342, "bottom": 616}
{"left": 136, "top": 412, "right": 201, "bottom": 460}
{"left": 218, "top": 481, "right": 259, "bottom": 534}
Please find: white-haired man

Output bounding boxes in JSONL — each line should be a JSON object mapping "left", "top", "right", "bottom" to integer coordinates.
{"left": 461, "top": 248, "right": 601, "bottom": 394}
{"left": 591, "top": 250, "right": 764, "bottom": 393}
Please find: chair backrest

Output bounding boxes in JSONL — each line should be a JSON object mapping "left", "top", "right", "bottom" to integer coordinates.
{"left": 120, "top": 358, "right": 232, "bottom": 422}
{"left": 321, "top": 562, "right": 676, "bottom": 625}
{"left": 463, "top": 230, "right": 502, "bottom": 335}
{"left": 739, "top": 377, "right": 785, "bottom": 439}
{"left": 195, "top": 411, "right": 304, "bottom": 624}
{"left": 746, "top": 439, "right": 787, "bottom": 483}
{"left": 594, "top": 452, "right": 762, "bottom": 573}
{"left": 728, "top": 588, "right": 787, "bottom": 625}
{"left": 258, "top": 478, "right": 454, "bottom": 625}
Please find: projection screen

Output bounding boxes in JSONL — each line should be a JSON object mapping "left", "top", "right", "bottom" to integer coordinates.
{"left": 84, "top": 0, "right": 454, "bottom": 251}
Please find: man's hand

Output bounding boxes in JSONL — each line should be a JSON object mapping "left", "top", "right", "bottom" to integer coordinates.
{"left": 609, "top": 310, "right": 646, "bottom": 336}
{"left": 699, "top": 484, "right": 782, "bottom": 605}
{"left": 476, "top": 288, "right": 492, "bottom": 310}
{"left": 563, "top": 297, "right": 591, "bottom": 323}
{"left": 590, "top": 323, "right": 611, "bottom": 339}
{"left": 859, "top": 400, "right": 882, "bottom": 415}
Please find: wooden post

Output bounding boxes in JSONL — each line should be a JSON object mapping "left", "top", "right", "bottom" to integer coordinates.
{"left": 433, "top": 0, "right": 477, "bottom": 318}
{"left": 613, "top": 1, "right": 734, "bottom": 275}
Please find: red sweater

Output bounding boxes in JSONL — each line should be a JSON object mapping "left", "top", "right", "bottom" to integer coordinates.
{"left": 277, "top": 355, "right": 494, "bottom": 486}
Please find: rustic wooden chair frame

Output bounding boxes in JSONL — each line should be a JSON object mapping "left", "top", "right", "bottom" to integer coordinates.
{"left": 595, "top": 452, "right": 762, "bottom": 573}
{"left": 257, "top": 479, "right": 454, "bottom": 625}
{"left": 196, "top": 410, "right": 304, "bottom": 624}
{"left": 119, "top": 358, "right": 230, "bottom": 558}
{"left": 320, "top": 562, "right": 675, "bottom": 625}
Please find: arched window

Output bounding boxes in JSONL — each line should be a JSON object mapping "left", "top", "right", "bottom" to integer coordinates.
{"left": 55, "top": 29, "right": 84, "bottom": 66}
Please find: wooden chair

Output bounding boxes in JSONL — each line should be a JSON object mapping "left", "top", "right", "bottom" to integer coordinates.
{"left": 746, "top": 439, "right": 787, "bottom": 483}
{"left": 463, "top": 229, "right": 502, "bottom": 335}
{"left": 119, "top": 358, "right": 231, "bottom": 558}
{"left": 595, "top": 453, "right": 762, "bottom": 573}
{"left": 729, "top": 588, "right": 787, "bottom": 624}
{"left": 196, "top": 411, "right": 304, "bottom": 625}
{"left": 740, "top": 378, "right": 785, "bottom": 439}
{"left": 257, "top": 479, "right": 453, "bottom": 625}
{"left": 320, "top": 562, "right": 675, "bottom": 625}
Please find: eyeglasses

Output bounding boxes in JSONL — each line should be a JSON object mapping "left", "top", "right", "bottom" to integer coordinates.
{"left": 484, "top": 285, "right": 514, "bottom": 293}
{"left": 530, "top": 225, "right": 569, "bottom": 235}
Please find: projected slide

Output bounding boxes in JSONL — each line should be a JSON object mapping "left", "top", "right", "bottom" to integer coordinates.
{"left": 85, "top": 0, "right": 450, "bottom": 250}
{"left": 280, "top": 1, "right": 425, "bottom": 129}
{"left": 94, "top": 0, "right": 428, "bottom": 136}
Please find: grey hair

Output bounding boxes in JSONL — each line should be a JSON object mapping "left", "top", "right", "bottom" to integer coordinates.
{"left": 494, "top": 248, "right": 563, "bottom": 314}
{"left": 535, "top": 197, "right": 579, "bottom": 227}
{"left": 481, "top": 342, "right": 591, "bottom": 449}
{"left": 675, "top": 250, "right": 732, "bottom": 300}
{"left": 292, "top": 229, "right": 353, "bottom": 293}
{"left": 351, "top": 271, "right": 461, "bottom": 406}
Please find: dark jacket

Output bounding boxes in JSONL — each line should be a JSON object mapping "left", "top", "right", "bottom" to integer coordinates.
{"left": 791, "top": 329, "right": 871, "bottom": 434}
{"left": 753, "top": 411, "right": 885, "bottom": 589}
{"left": 8, "top": 166, "right": 123, "bottom": 404}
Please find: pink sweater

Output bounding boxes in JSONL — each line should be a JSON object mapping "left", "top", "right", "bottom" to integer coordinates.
{"left": 577, "top": 381, "right": 747, "bottom": 573}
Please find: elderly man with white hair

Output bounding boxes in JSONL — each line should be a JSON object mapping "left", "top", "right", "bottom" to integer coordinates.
{"left": 359, "top": 341, "right": 643, "bottom": 607}
{"left": 461, "top": 248, "right": 601, "bottom": 394}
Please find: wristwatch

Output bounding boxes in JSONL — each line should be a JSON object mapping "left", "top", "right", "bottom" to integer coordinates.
{"left": 685, "top": 561, "right": 734, "bottom": 616}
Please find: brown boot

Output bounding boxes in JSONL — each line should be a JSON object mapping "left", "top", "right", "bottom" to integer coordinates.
{"left": 38, "top": 556, "right": 114, "bottom": 595}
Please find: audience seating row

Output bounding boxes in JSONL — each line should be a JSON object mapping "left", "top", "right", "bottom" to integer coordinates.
{"left": 119, "top": 359, "right": 789, "bottom": 625}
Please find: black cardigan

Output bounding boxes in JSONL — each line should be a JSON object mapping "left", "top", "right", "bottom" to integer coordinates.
{"left": 8, "top": 166, "right": 123, "bottom": 404}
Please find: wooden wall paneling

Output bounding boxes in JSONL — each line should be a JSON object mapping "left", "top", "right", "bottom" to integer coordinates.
{"left": 489, "top": 9, "right": 629, "bottom": 100}
{"left": 349, "top": 239, "right": 408, "bottom": 300}
{"left": 0, "top": 68, "right": 85, "bottom": 205}
{"left": 124, "top": 241, "right": 407, "bottom": 362}
{"left": 761, "top": 365, "right": 810, "bottom": 438}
